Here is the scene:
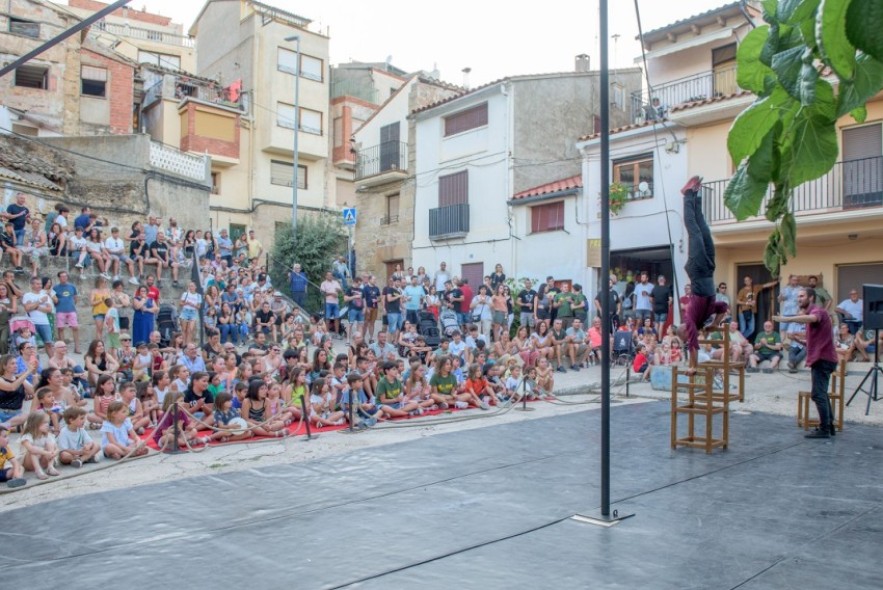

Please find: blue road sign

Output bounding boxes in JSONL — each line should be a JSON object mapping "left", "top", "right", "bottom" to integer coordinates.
{"left": 342, "top": 207, "right": 357, "bottom": 226}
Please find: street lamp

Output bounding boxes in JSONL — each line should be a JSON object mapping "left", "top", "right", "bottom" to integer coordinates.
{"left": 284, "top": 34, "right": 301, "bottom": 232}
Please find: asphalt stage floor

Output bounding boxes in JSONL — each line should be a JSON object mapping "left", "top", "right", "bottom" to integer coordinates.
{"left": 2, "top": 400, "right": 882, "bottom": 589}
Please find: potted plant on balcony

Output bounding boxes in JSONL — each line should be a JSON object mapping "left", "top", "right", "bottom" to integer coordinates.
{"left": 608, "top": 182, "right": 629, "bottom": 215}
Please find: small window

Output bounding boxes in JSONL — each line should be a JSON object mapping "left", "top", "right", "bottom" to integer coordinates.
{"left": 277, "top": 102, "right": 296, "bottom": 129}
{"left": 9, "top": 17, "right": 39, "bottom": 39}
{"left": 444, "top": 103, "right": 488, "bottom": 137}
{"left": 211, "top": 172, "right": 221, "bottom": 195}
{"left": 14, "top": 64, "right": 48, "bottom": 89}
{"left": 382, "top": 193, "right": 400, "bottom": 225}
{"left": 270, "top": 160, "right": 308, "bottom": 189}
{"left": 299, "top": 108, "right": 322, "bottom": 134}
{"left": 611, "top": 83, "right": 625, "bottom": 110}
{"left": 277, "top": 48, "right": 323, "bottom": 82}
{"left": 81, "top": 65, "right": 107, "bottom": 98}
{"left": 613, "top": 154, "right": 654, "bottom": 200}
{"left": 712, "top": 43, "right": 737, "bottom": 67}
{"left": 531, "top": 201, "right": 565, "bottom": 233}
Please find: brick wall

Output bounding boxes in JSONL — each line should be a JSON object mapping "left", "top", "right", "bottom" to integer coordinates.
{"left": 81, "top": 49, "right": 134, "bottom": 135}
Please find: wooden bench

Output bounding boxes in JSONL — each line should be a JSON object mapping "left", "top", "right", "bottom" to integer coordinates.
{"left": 797, "top": 360, "right": 846, "bottom": 431}
{"left": 671, "top": 365, "right": 729, "bottom": 454}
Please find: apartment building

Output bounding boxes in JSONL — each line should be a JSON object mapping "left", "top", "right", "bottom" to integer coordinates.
{"left": 411, "top": 64, "right": 642, "bottom": 289}
{"left": 191, "top": 0, "right": 331, "bottom": 244}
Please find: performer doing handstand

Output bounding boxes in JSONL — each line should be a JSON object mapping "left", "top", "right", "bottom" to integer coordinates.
{"left": 679, "top": 176, "right": 729, "bottom": 375}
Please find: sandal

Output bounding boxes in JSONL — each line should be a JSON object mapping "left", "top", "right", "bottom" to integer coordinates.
{"left": 47, "top": 467, "right": 60, "bottom": 476}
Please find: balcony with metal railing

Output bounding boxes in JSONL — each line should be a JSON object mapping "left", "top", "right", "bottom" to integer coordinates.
{"left": 630, "top": 64, "right": 740, "bottom": 123}
{"left": 702, "top": 156, "right": 883, "bottom": 225}
{"left": 355, "top": 141, "right": 408, "bottom": 186}
{"left": 429, "top": 204, "right": 470, "bottom": 240}
{"left": 92, "top": 19, "right": 195, "bottom": 47}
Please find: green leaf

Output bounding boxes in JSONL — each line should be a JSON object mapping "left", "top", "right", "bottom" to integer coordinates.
{"left": 737, "top": 26, "right": 776, "bottom": 93}
{"left": 799, "top": 15, "right": 819, "bottom": 51}
{"left": 851, "top": 105, "right": 868, "bottom": 123}
{"left": 727, "top": 89, "right": 791, "bottom": 165}
{"left": 747, "top": 124, "right": 781, "bottom": 183}
{"left": 772, "top": 46, "right": 809, "bottom": 101}
{"left": 799, "top": 59, "right": 819, "bottom": 105}
{"left": 836, "top": 53, "right": 883, "bottom": 117}
{"left": 765, "top": 183, "right": 791, "bottom": 221}
{"left": 762, "top": 0, "right": 780, "bottom": 22}
{"left": 810, "top": 78, "right": 837, "bottom": 121}
{"left": 762, "top": 25, "right": 780, "bottom": 67}
{"left": 781, "top": 111, "right": 839, "bottom": 186}
{"left": 764, "top": 231, "right": 783, "bottom": 277}
{"left": 782, "top": 0, "right": 821, "bottom": 24}
{"left": 817, "top": 0, "right": 856, "bottom": 79}
{"left": 724, "top": 162, "right": 771, "bottom": 220}
{"left": 846, "top": 0, "right": 883, "bottom": 62}
{"left": 780, "top": 212, "right": 798, "bottom": 257}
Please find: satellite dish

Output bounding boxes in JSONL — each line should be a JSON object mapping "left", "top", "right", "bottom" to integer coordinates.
{"left": 638, "top": 181, "right": 650, "bottom": 195}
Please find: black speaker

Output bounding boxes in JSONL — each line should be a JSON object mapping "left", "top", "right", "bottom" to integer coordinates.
{"left": 863, "top": 284, "right": 883, "bottom": 331}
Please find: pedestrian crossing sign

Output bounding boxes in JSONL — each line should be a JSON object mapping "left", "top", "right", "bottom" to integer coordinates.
{"left": 342, "top": 208, "right": 357, "bottom": 226}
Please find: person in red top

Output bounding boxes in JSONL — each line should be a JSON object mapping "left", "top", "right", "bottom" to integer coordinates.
{"left": 460, "top": 278, "right": 474, "bottom": 321}
{"left": 774, "top": 288, "right": 838, "bottom": 438}
{"left": 145, "top": 274, "right": 161, "bottom": 303}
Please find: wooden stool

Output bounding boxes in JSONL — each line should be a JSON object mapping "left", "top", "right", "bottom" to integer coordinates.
{"left": 671, "top": 365, "right": 729, "bottom": 453}
{"left": 697, "top": 327, "right": 746, "bottom": 403}
{"left": 796, "top": 360, "right": 846, "bottom": 431}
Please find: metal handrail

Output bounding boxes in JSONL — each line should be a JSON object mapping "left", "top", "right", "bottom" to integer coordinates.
{"left": 355, "top": 141, "right": 408, "bottom": 180}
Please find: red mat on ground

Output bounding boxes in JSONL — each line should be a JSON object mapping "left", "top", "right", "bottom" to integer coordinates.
{"left": 140, "top": 401, "right": 533, "bottom": 451}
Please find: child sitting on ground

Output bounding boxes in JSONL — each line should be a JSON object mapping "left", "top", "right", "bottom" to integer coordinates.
{"left": 57, "top": 407, "right": 100, "bottom": 467}
{"left": 101, "top": 400, "right": 148, "bottom": 459}
{"left": 20, "top": 412, "right": 59, "bottom": 479}
{"left": 119, "top": 381, "right": 151, "bottom": 435}
{"left": 34, "top": 387, "right": 63, "bottom": 434}
{"left": 0, "top": 424, "right": 26, "bottom": 488}
{"left": 462, "top": 363, "right": 495, "bottom": 408}
{"left": 136, "top": 381, "right": 160, "bottom": 426}
{"left": 153, "top": 392, "right": 208, "bottom": 449}
{"left": 308, "top": 378, "right": 345, "bottom": 428}
{"left": 535, "top": 359, "right": 554, "bottom": 397}
{"left": 212, "top": 392, "right": 255, "bottom": 442}
{"left": 88, "top": 375, "right": 117, "bottom": 429}
{"left": 339, "top": 372, "right": 381, "bottom": 428}
{"left": 632, "top": 344, "right": 652, "bottom": 381}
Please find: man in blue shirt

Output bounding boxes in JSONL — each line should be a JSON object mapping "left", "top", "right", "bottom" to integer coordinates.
{"left": 288, "top": 263, "right": 308, "bottom": 307}
{"left": 402, "top": 275, "right": 425, "bottom": 326}
{"left": 52, "top": 271, "right": 80, "bottom": 353}
{"left": 73, "top": 206, "right": 92, "bottom": 232}
{"left": 217, "top": 229, "right": 233, "bottom": 267}
{"left": 4, "top": 194, "right": 30, "bottom": 245}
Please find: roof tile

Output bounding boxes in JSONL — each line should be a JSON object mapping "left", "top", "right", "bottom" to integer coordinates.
{"left": 512, "top": 174, "right": 582, "bottom": 201}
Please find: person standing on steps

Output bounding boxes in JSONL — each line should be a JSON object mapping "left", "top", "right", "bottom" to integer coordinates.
{"left": 773, "top": 288, "right": 838, "bottom": 439}
{"left": 678, "top": 176, "right": 729, "bottom": 376}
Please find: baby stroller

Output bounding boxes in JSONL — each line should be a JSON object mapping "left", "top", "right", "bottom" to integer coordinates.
{"left": 157, "top": 304, "right": 178, "bottom": 347}
{"left": 9, "top": 315, "right": 36, "bottom": 353}
{"left": 417, "top": 311, "right": 440, "bottom": 349}
{"left": 612, "top": 330, "right": 635, "bottom": 366}
{"left": 439, "top": 308, "right": 460, "bottom": 338}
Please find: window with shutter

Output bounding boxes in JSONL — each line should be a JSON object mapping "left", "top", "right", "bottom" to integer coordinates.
{"left": 81, "top": 65, "right": 107, "bottom": 97}
{"left": 438, "top": 170, "right": 468, "bottom": 207}
{"left": 444, "top": 103, "right": 488, "bottom": 137}
{"left": 270, "top": 160, "right": 307, "bottom": 189}
{"left": 531, "top": 201, "right": 565, "bottom": 233}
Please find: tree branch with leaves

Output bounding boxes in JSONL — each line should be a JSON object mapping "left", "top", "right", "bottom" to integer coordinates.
{"left": 725, "top": 0, "right": 883, "bottom": 276}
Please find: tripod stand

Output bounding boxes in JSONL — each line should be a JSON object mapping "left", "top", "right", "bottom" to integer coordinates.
{"left": 847, "top": 329, "right": 882, "bottom": 415}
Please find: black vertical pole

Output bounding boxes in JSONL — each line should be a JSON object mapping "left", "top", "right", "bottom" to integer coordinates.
{"left": 599, "top": 0, "right": 612, "bottom": 518}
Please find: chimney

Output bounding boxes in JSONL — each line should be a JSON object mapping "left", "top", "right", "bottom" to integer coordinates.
{"left": 575, "top": 54, "right": 591, "bottom": 73}
{"left": 461, "top": 67, "right": 472, "bottom": 90}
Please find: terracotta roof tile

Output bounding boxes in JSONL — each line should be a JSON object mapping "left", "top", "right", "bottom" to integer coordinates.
{"left": 668, "top": 90, "right": 753, "bottom": 113}
{"left": 512, "top": 174, "right": 582, "bottom": 201}
{"left": 641, "top": 2, "right": 746, "bottom": 41}
{"left": 578, "top": 118, "right": 667, "bottom": 141}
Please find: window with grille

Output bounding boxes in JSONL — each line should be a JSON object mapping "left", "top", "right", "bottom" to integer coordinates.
{"left": 81, "top": 65, "right": 107, "bottom": 98}
{"left": 438, "top": 170, "right": 468, "bottom": 207}
{"left": 444, "top": 103, "right": 488, "bottom": 137}
{"left": 14, "top": 65, "right": 48, "bottom": 89}
{"left": 382, "top": 193, "right": 400, "bottom": 225}
{"left": 530, "top": 201, "right": 565, "bottom": 233}
{"left": 270, "top": 160, "right": 308, "bottom": 189}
